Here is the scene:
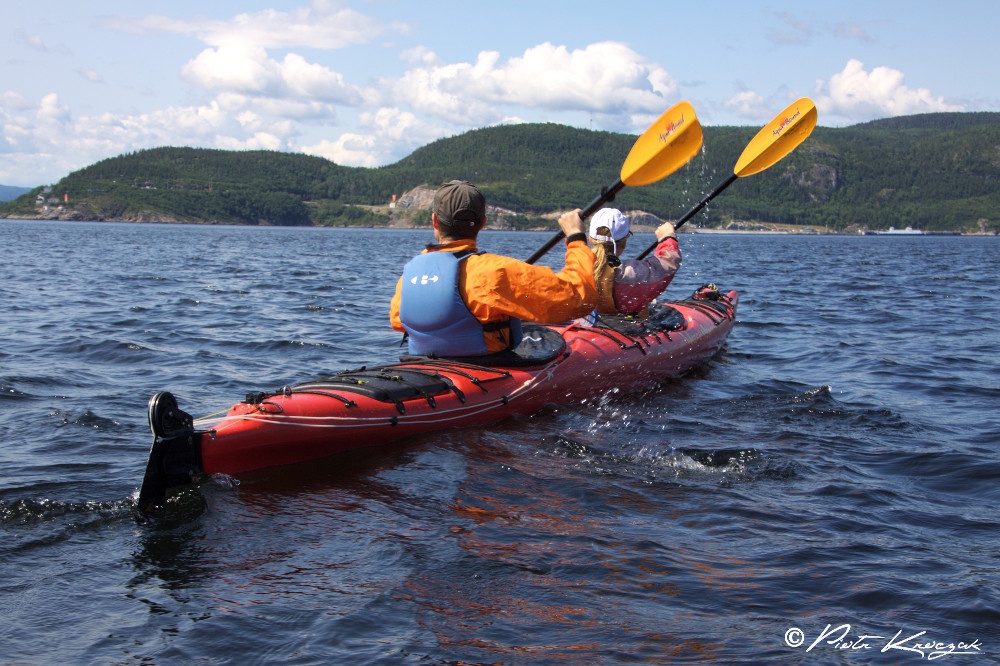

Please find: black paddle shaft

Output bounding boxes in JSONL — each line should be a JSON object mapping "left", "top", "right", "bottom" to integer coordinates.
{"left": 635, "top": 173, "right": 738, "bottom": 259}
{"left": 524, "top": 178, "right": 625, "bottom": 265}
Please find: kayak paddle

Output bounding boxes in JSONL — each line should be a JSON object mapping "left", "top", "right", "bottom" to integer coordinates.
{"left": 635, "top": 97, "right": 818, "bottom": 259}
{"left": 525, "top": 100, "right": 703, "bottom": 265}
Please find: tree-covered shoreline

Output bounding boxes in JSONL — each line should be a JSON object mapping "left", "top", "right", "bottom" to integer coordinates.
{"left": 3, "top": 111, "right": 997, "bottom": 234}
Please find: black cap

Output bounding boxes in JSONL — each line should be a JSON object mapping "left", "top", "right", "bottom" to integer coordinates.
{"left": 433, "top": 180, "right": 485, "bottom": 228}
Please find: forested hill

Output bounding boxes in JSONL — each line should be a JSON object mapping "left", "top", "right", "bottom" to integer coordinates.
{"left": 3, "top": 111, "right": 998, "bottom": 233}
{"left": 851, "top": 111, "right": 999, "bottom": 131}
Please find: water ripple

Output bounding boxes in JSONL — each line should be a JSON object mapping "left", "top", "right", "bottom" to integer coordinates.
{"left": 2, "top": 223, "right": 999, "bottom": 663}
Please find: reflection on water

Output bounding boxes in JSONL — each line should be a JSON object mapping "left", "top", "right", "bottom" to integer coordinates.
{"left": 2, "top": 223, "right": 999, "bottom": 662}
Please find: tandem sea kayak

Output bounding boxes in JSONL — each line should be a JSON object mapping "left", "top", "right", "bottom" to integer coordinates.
{"left": 138, "top": 285, "right": 737, "bottom": 513}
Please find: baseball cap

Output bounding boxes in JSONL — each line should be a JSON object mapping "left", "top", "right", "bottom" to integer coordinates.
{"left": 589, "top": 208, "right": 631, "bottom": 242}
{"left": 433, "top": 180, "right": 486, "bottom": 228}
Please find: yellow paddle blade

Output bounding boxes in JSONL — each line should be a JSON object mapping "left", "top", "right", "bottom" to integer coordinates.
{"left": 734, "top": 97, "right": 818, "bottom": 177}
{"left": 620, "top": 101, "right": 703, "bottom": 187}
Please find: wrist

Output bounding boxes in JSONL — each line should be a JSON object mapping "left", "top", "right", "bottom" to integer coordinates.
{"left": 565, "top": 232, "right": 587, "bottom": 245}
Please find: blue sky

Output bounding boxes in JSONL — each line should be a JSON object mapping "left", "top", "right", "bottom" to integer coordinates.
{"left": 2, "top": 0, "right": 997, "bottom": 186}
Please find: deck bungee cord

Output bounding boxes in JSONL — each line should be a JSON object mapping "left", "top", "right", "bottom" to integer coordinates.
{"left": 136, "top": 98, "right": 816, "bottom": 517}
{"left": 138, "top": 288, "right": 738, "bottom": 516}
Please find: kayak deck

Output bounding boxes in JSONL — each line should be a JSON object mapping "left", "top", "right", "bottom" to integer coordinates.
{"left": 138, "top": 286, "right": 737, "bottom": 514}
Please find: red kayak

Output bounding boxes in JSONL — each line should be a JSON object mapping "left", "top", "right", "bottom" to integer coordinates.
{"left": 138, "top": 285, "right": 737, "bottom": 513}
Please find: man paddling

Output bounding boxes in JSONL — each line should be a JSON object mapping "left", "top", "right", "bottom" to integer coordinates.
{"left": 390, "top": 180, "right": 597, "bottom": 357}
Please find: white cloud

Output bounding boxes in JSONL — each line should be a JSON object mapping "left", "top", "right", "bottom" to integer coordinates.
{"left": 215, "top": 131, "right": 284, "bottom": 151}
{"left": 182, "top": 44, "right": 277, "bottom": 93}
{"left": 389, "top": 41, "right": 677, "bottom": 127}
{"left": 725, "top": 90, "right": 769, "bottom": 119}
{"left": 245, "top": 97, "right": 339, "bottom": 122}
{"left": 301, "top": 107, "right": 447, "bottom": 167}
{"left": 181, "top": 45, "right": 373, "bottom": 108}
{"left": 205, "top": 3, "right": 385, "bottom": 49}
{"left": 401, "top": 46, "right": 439, "bottom": 66}
{"left": 0, "top": 91, "right": 305, "bottom": 184}
{"left": 816, "top": 59, "right": 965, "bottom": 122}
{"left": 495, "top": 42, "right": 675, "bottom": 112}
{"left": 1, "top": 32, "right": 687, "bottom": 182}
{"left": 77, "top": 68, "right": 106, "bottom": 84}
{"left": 37, "top": 93, "right": 71, "bottom": 127}
{"left": 75, "top": 5, "right": 684, "bottom": 178}
{"left": 297, "top": 39, "right": 681, "bottom": 169}
{"left": 2, "top": 90, "right": 35, "bottom": 112}
{"left": 302, "top": 133, "right": 377, "bottom": 167}
{"left": 107, "top": 1, "right": 396, "bottom": 50}
{"left": 279, "top": 53, "right": 365, "bottom": 102}
{"left": 389, "top": 55, "right": 500, "bottom": 126}
{"left": 150, "top": 26, "right": 682, "bottom": 167}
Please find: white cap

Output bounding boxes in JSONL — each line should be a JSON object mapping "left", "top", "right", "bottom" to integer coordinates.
{"left": 590, "top": 208, "right": 631, "bottom": 243}
{"left": 589, "top": 208, "right": 631, "bottom": 243}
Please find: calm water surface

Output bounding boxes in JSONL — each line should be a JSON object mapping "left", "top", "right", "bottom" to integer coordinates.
{"left": 1, "top": 220, "right": 998, "bottom": 664}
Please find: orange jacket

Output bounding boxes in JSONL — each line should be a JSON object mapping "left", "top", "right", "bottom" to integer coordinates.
{"left": 391, "top": 238, "right": 597, "bottom": 353}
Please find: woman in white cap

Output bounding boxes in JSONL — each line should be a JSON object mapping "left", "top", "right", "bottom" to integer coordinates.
{"left": 588, "top": 207, "right": 680, "bottom": 317}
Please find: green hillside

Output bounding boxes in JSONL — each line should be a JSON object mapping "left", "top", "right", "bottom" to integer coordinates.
{"left": 3, "top": 112, "right": 998, "bottom": 233}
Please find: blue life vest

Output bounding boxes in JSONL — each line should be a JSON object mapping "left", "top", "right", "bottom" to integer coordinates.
{"left": 399, "top": 250, "right": 521, "bottom": 357}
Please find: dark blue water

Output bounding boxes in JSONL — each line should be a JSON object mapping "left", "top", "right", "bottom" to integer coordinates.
{"left": 2, "top": 220, "right": 998, "bottom": 664}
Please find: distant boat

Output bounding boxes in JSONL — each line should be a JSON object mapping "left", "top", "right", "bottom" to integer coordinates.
{"left": 875, "top": 226, "right": 924, "bottom": 235}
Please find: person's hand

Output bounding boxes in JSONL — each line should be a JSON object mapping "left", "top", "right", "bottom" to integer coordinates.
{"left": 559, "top": 209, "right": 585, "bottom": 237}
{"left": 655, "top": 222, "right": 677, "bottom": 242}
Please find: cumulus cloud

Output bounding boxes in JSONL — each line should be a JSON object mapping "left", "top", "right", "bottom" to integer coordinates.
{"left": 2, "top": 34, "right": 684, "bottom": 180}
{"left": 725, "top": 90, "right": 770, "bottom": 119}
{"left": 0, "top": 90, "right": 306, "bottom": 184}
{"left": 105, "top": 1, "right": 390, "bottom": 130}
{"left": 180, "top": 43, "right": 375, "bottom": 111}
{"left": 2, "top": 91, "right": 35, "bottom": 112}
{"left": 1, "top": 93, "right": 137, "bottom": 181}
{"left": 816, "top": 59, "right": 965, "bottom": 122}
{"left": 389, "top": 41, "right": 677, "bottom": 127}
{"left": 63, "top": 3, "right": 684, "bottom": 174}
{"left": 215, "top": 131, "right": 284, "bottom": 151}
{"left": 245, "top": 96, "right": 339, "bottom": 122}
{"left": 496, "top": 42, "right": 675, "bottom": 112}
{"left": 389, "top": 55, "right": 500, "bottom": 126}
{"left": 401, "top": 46, "right": 439, "bottom": 66}
{"left": 105, "top": 0, "right": 394, "bottom": 50}
{"left": 296, "top": 41, "right": 681, "bottom": 168}
{"left": 7, "top": 0, "right": 687, "bottom": 182}
{"left": 182, "top": 44, "right": 277, "bottom": 93}
{"left": 301, "top": 107, "right": 448, "bottom": 167}
{"left": 37, "top": 93, "right": 71, "bottom": 127}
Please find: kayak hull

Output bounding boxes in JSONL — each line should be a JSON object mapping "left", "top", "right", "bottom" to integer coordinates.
{"left": 139, "top": 288, "right": 737, "bottom": 513}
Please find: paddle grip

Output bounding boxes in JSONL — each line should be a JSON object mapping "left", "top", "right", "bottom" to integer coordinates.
{"left": 525, "top": 178, "right": 625, "bottom": 265}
